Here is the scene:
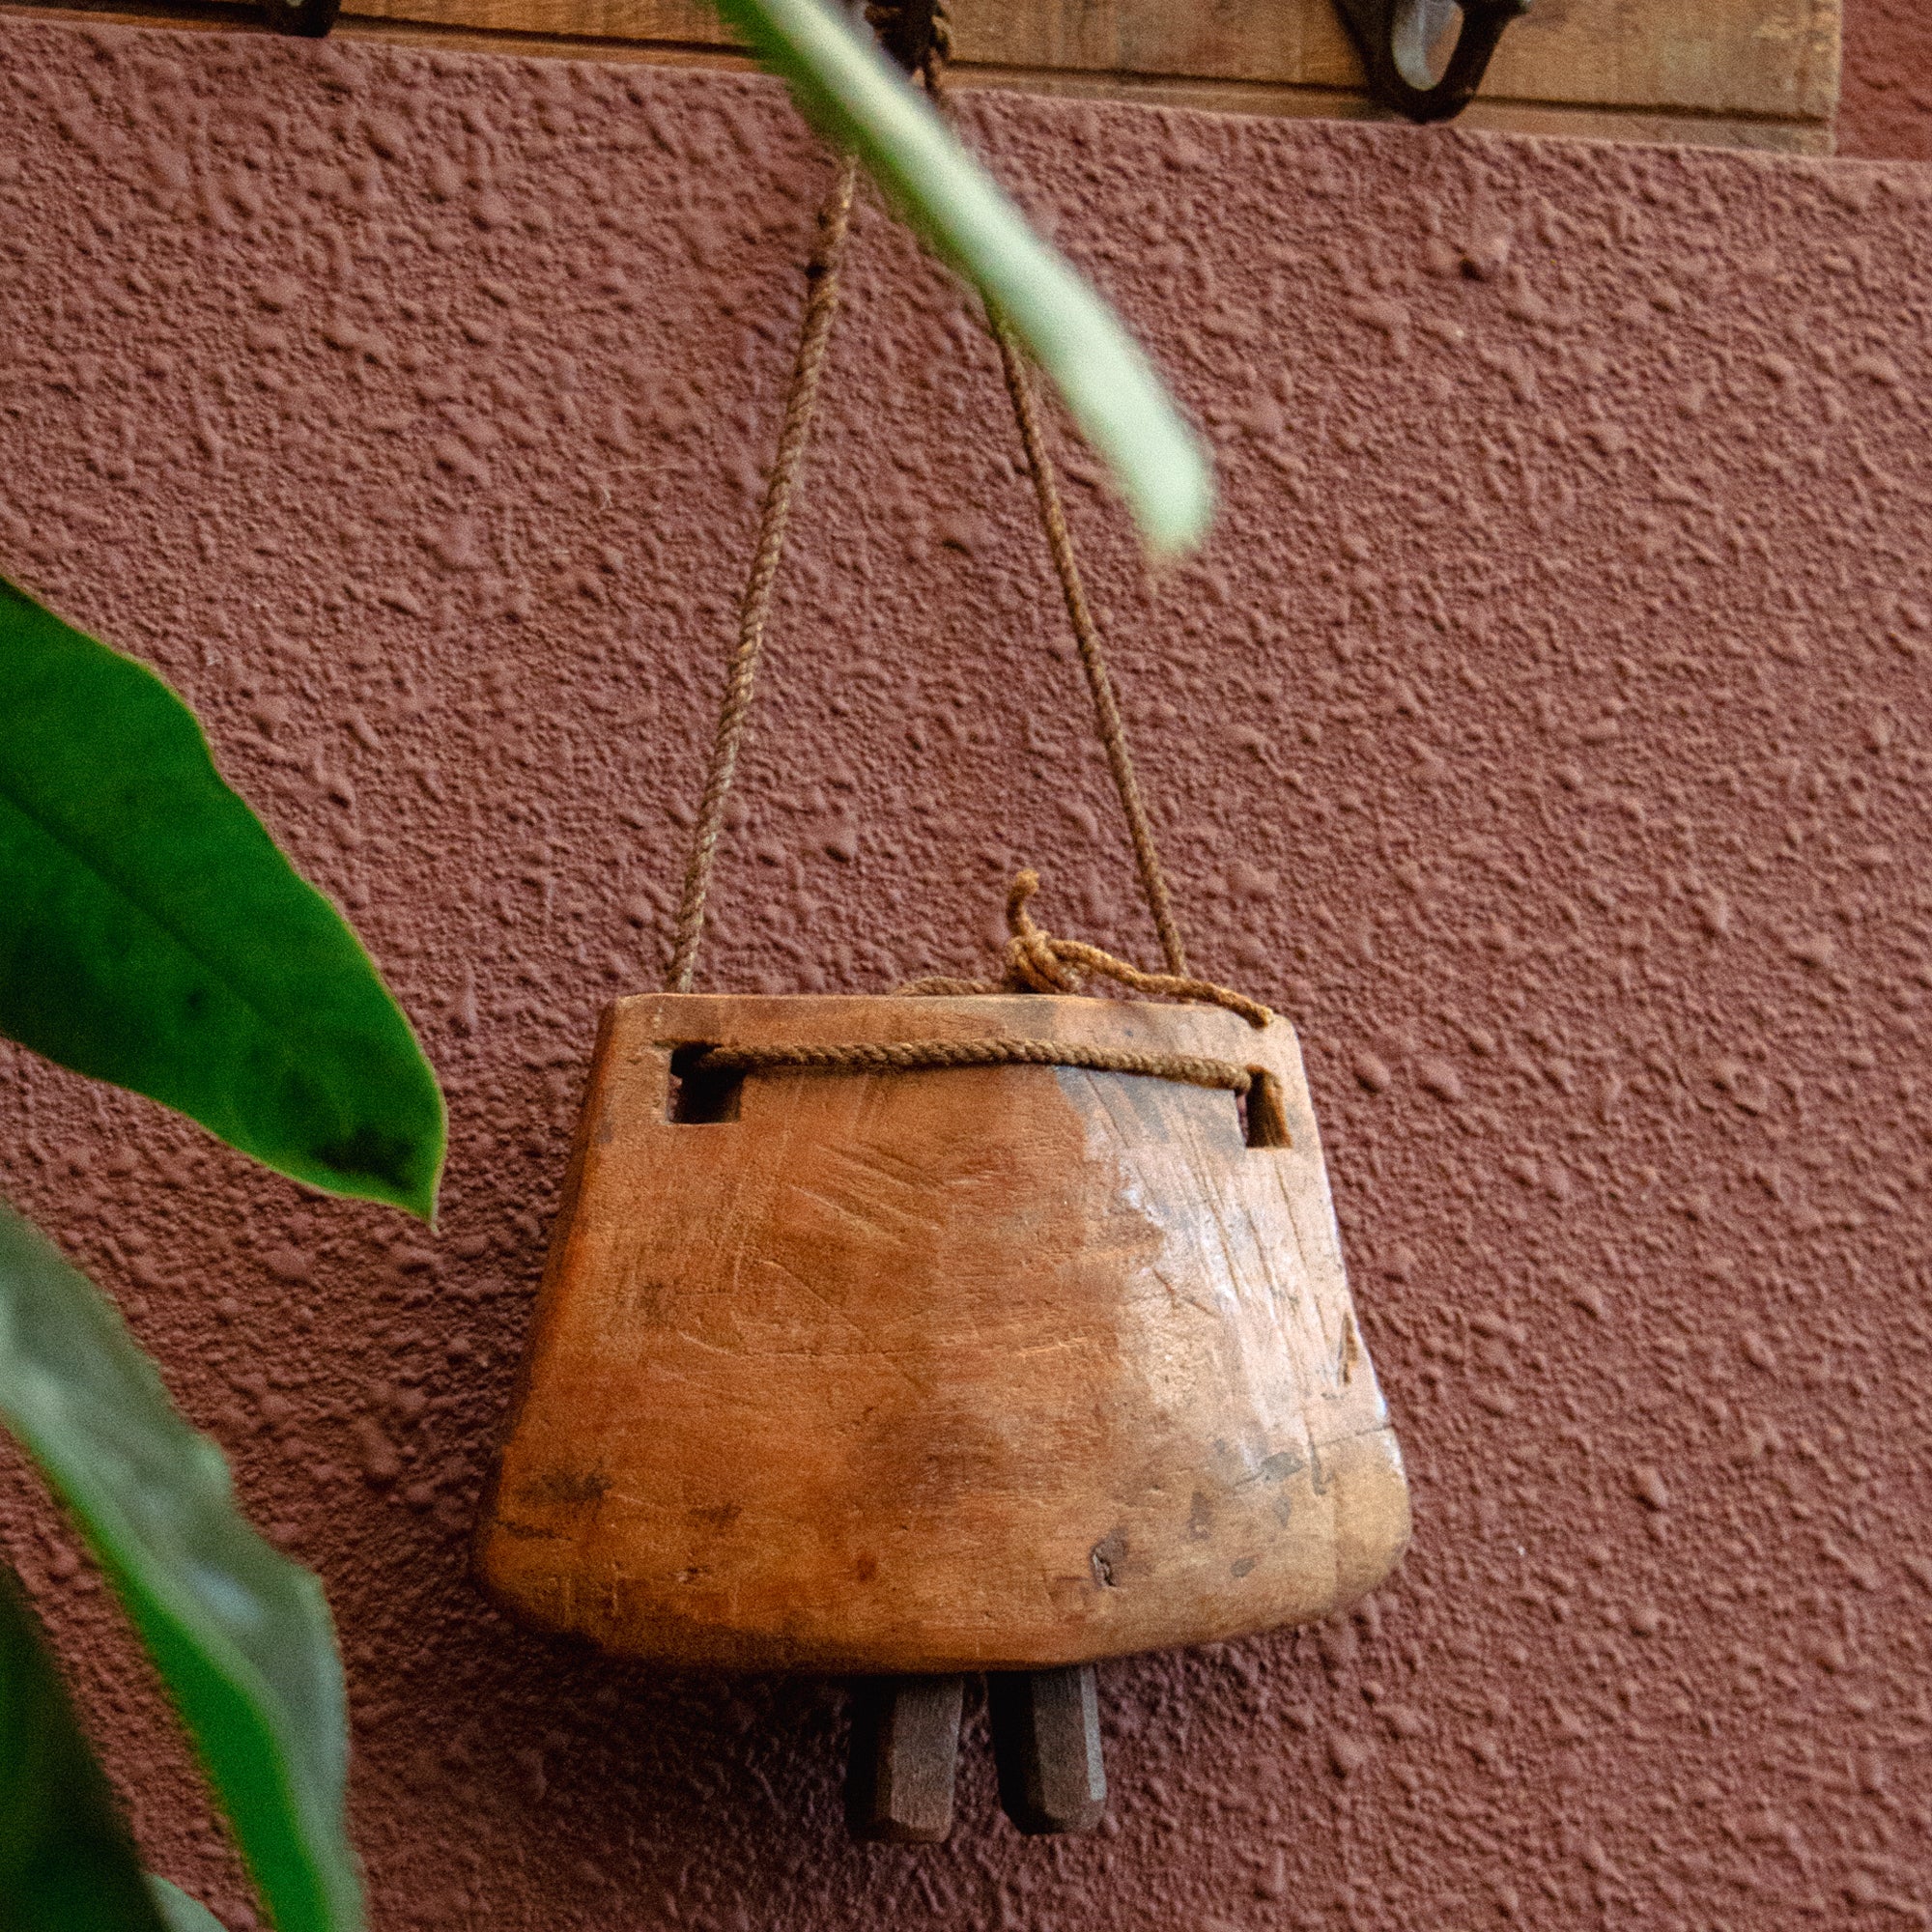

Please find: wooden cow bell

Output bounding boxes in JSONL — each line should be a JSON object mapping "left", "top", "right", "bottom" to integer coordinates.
{"left": 478, "top": 990, "right": 1408, "bottom": 1833}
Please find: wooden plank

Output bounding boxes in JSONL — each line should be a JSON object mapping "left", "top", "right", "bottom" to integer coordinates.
{"left": 944, "top": 0, "right": 1841, "bottom": 120}
{"left": 6, "top": 0, "right": 1840, "bottom": 149}
{"left": 343, "top": 0, "right": 737, "bottom": 51}
{"left": 327, "top": 0, "right": 1838, "bottom": 128}
{"left": 1481, "top": 0, "right": 1840, "bottom": 123}
{"left": 952, "top": 67, "right": 1836, "bottom": 156}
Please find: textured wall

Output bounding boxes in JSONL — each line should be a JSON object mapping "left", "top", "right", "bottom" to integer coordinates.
{"left": 1840, "top": 0, "right": 1932, "bottom": 160}
{"left": 3, "top": 15, "right": 1932, "bottom": 1930}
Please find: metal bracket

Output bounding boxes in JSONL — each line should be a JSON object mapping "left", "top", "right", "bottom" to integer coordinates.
{"left": 260, "top": 0, "right": 341, "bottom": 37}
{"left": 862, "top": 0, "right": 950, "bottom": 85}
{"left": 1334, "top": 0, "right": 1530, "bottom": 125}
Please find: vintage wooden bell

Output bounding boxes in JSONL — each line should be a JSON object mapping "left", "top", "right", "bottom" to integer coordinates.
{"left": 481, "top": 988, "right": 1406, "bottom": 1662}
{"left": 479, "top": 63, "right": 1408, "bottom": 1842}
{"left": 480, "top": 978, "right": 1408, "bottom": 1833}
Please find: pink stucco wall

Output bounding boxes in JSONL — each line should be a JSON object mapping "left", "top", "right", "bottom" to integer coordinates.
{"left": 1841, "top": 0, "right": 1932, "bottom": 159}
{"left": 1, "top": 13, "right": 1931, "bottom": 1929}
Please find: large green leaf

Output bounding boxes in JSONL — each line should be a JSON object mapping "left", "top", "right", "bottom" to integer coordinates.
{"left": 0, "top": 578, "right": 442, "bottom": 1219}
{"left": 0, "top": 1561, "right": 170, "bottom": 1932}
{"left": 714, "top": 0, "right": 1213, "bottom": 555}
{"left": 0, "top": 1204, "right": 363, "bottom": 1932}
{"left": 146, "top": 1880, "right": 226, "bottom": 1932}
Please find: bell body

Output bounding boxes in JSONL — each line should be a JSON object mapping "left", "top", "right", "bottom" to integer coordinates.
{"left": 478, "top": 993, "right": 1409, "bottom": 1673}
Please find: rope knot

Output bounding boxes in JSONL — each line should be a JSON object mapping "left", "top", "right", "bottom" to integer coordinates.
{"left": 1001, "top": 869, "right": 1083, "bottom": 995}
{"left": 906, "top": 870, "right": 1274, "bottom": 1030}
{"left": 700, "top": 870, "right": 1290, "bottom": 1143}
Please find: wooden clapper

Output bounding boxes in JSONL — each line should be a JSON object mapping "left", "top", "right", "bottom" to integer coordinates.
{"left": 478, "top": 40, "right": 1409, "bottom": 1843}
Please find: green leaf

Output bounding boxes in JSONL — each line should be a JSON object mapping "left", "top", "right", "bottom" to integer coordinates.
{"left": 711, "top": 0, "right": 1213, "bottom": 555}
{"left": 146, "top": 1880, "right": 227, "bottom": 1932}
{"left": 0, "top": 1204, "right": 364, "bottom": 1932}
{"left": 0, "top": 578, "right": 443, "bottom": 1219}
{"left": 0, "top": 1561, "right": 170, "bottom": 1932}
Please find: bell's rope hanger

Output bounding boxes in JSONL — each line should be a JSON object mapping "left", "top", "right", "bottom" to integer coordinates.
{"left": 898, "top": 870, "right": 1265, "bottom": 1023}
{"left": 664, "top": 0, "right": 1276, "bottom": 1115}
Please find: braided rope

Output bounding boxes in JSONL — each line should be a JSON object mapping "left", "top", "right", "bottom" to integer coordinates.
{"left": 685, "top": 872, "right": 1292, "bottom": 1145}
{"left": 659, "top": 18, "right": 1274, "bottom": 1133}
{"left": 898, "top": 871, "right": 1264, "bottom": 1023}
{"left": 694, "top": 1037, "right": 1250, "bottom": 1095}
{"left": 924, "top": 50, "right": 1189, "bottom": 979}
{"left": 984, "top": 310, "right": 1189, "bottom": 979}
{"left": 667, "top": 154, "right": 859, "bottom": 994}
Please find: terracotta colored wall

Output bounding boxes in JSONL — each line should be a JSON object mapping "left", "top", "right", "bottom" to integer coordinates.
{"left": 1841, "top": 0, "right": 1932, "bottom": 159}
{"left": 4, "top": 16, "right": 1932, "bottom": 1930}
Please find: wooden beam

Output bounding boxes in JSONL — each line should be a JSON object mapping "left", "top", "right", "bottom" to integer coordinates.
{"left": 945, "top": 0, "right": 1841, "bottom": 117}
{"left": 5, "top": 0, "right": 1841, "bottom": 152}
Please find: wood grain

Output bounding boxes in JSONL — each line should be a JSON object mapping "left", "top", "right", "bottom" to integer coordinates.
{"left": 478, "top": 992, "right": 1410, "bottom": 1674}
{"left": 6, "top": 0, "right": 1839, "bottom": 151}
{"left": 952, "top": 0, "right": 1839, "bottom": 117}
{"left": 329, "top": 0, "right": 1837, "bottom": 117}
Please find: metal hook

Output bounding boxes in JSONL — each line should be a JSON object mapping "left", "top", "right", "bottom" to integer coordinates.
{"left": 863, "top": 0, "right": 950, "bottom": 82}
{"left": 1334, "top": 0, "right": 1530, "bottom": 125}
{"left": 261, "top": 0, "right": 341, "bottom": 37}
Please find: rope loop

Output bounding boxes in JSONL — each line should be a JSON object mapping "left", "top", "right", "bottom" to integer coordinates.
{"left": 693, "top": 1037, "right": 1252, "bottom": 1096}
{"left": 666, "top": 154, "right": 859, "bottom": 995}
{"left": 901, "top": 870, "right": 1270, "bottom": 1029}
{"left": 662, "top": 6, "right": 1202, "bottom": 996}
{"left": 681, "top": 871, "right": 1289, "bottom": 1142}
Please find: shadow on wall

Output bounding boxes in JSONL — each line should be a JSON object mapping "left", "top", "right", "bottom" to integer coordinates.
{"left": 1, "top": 13, "right": 1931, "bottom": 1932}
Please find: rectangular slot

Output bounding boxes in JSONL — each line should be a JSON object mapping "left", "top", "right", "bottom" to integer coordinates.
{"left": 1241, "top": 1069, "right": 1293, "bottom": 1150}
{"left": 666, "top": 1043, "right": 743, "bottom": 1123}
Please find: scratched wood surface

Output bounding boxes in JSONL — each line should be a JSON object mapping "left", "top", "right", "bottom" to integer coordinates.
{"left": 7, "top": 0, "right": 1842, "bottom": 152}
{"left": 478, "top": 992, "right": 1410, "bottom": 1673}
